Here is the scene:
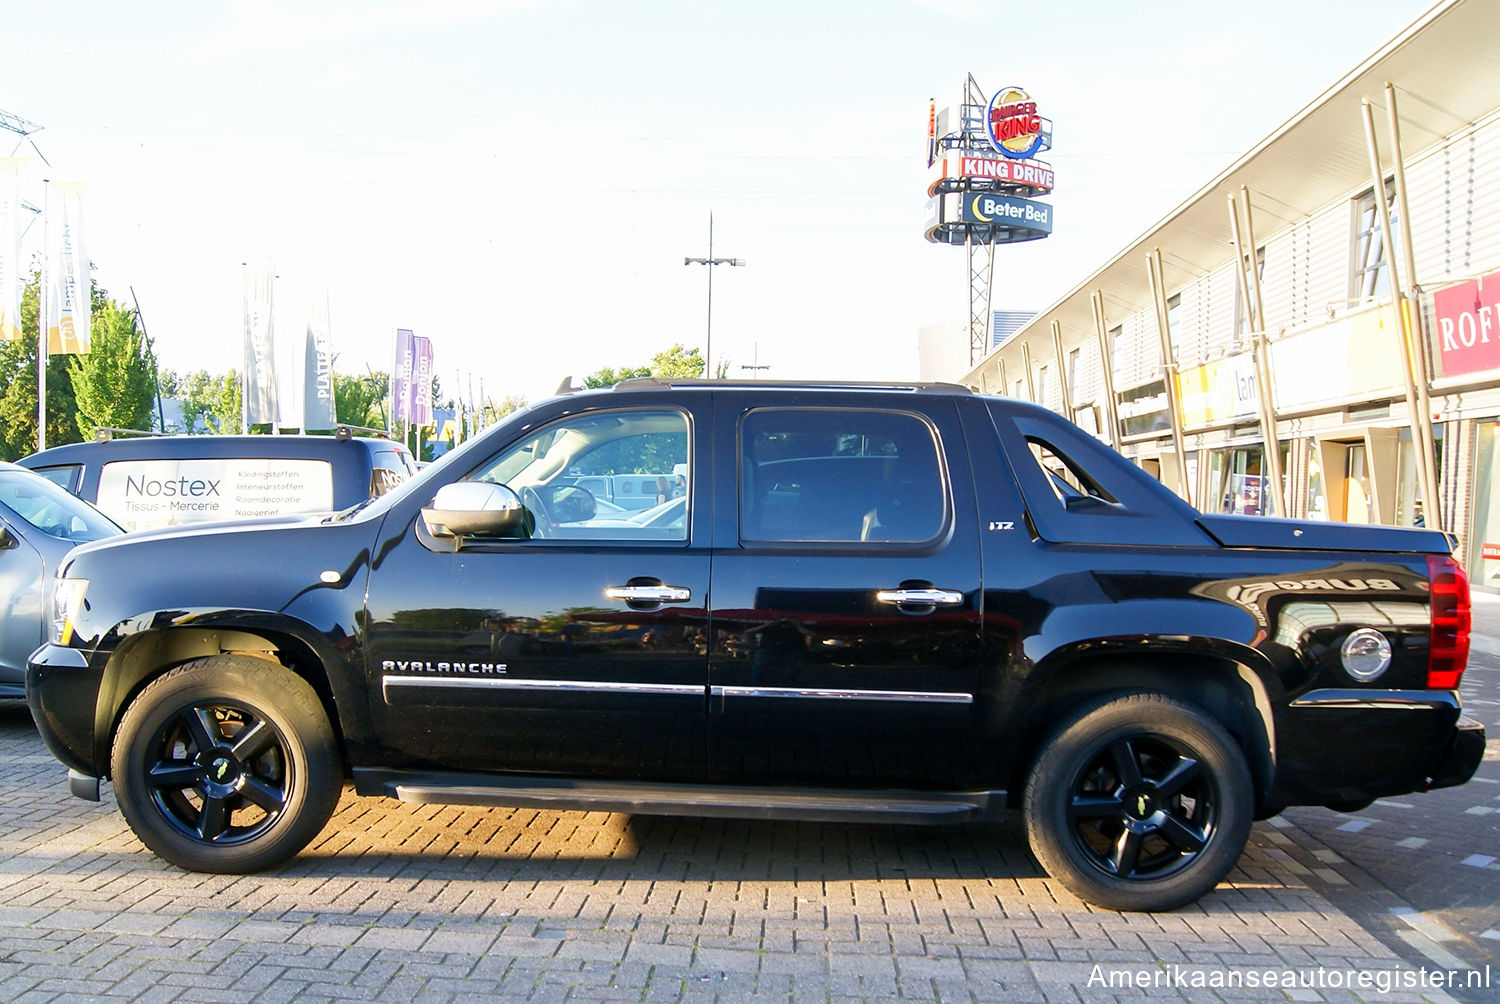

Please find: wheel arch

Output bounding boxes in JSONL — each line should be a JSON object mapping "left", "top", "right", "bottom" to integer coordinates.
{"left": 1011, "top": 643, "right": 1280, "bottom": 815}
{"left": 95, "top": 616, "right": 354, "bottom": 776}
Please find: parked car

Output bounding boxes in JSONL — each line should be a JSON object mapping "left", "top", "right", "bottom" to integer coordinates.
{"left": 0, "top": 463, "right": 121, "bottom": 698}
{"left": 25, "top": 380, "right": 1485, "bottom": 911}
{"left": 18, "top": 429, "right": 415, "bottom": 532}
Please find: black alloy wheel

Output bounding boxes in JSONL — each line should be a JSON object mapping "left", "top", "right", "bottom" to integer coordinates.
{"left": 112, "top": 655, "right": 342, "bottom": 873}
{"left": 1023, "top": 691, "right": 1253, "bottom": 912}
{"left": 144, "top": 700, "right": 292, "bottom": 845}
{"left": 1064, "top": 732, "right": 1216, "bottom": 882}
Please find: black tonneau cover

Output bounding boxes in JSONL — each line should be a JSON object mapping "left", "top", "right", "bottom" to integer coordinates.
{"left": 1196, "top": 513, "right": 1452, "bottom": 555}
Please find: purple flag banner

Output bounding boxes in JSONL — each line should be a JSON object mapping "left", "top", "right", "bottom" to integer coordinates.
{"left": 392, "top": 328, "right": 415, "bottom": 424}
{"left": 411, "top": 335, "right": 434, "bottom": 426}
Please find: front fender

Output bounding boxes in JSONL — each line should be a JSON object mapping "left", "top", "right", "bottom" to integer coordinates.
{"left": 87, "top": 605, "right": 366, "bottom": 776}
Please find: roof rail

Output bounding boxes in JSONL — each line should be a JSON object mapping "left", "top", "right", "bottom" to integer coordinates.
{"left": 93, "top": 427, "right": 168, "bottom": 442}
{"left": 334, "top": 424, "right": 390, "bottom": 441}
{"left": 610, "top": 377, "right": 973, "bottom": 394}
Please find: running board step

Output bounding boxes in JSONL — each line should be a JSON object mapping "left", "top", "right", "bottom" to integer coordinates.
{"left": 352, "top": 769, "right": 1005, "bottom": 825}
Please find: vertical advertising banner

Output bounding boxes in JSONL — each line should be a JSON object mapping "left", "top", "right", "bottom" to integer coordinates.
{"left": 303, "top": 293, "right": 336, "bottom": 431}
{"left": 0, "top": 159, "right": 23, "bottom": 342}
{"left": 411, "top": 335, "right": 433, "bottom": 426}
{"left": 243, "top": 262, "right": 278, "bottom": 426}
{"left": 391, "top": 328, "right": 415, "bottom": 424}
{"left": 48, "top": 182, "right": 90, "bottom": 354}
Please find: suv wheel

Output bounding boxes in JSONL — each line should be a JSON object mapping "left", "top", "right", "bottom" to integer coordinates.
{"left": 110, "top": 656, "right": 342, "bottom": 873}
{"left": 1022, "top": 692, "right": 1253, "bottom": 912}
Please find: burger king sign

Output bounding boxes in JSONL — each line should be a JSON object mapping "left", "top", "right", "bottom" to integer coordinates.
{"left": 987, "top": 86, "right": 1045, "bottom": 160}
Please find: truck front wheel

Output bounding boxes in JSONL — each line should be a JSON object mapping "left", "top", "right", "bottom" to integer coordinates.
{"left": 110, "top": 656, "right": 342, "bottom": 873}
{"left": 1022, "top": 692, "right": 1253, "bottom": 912}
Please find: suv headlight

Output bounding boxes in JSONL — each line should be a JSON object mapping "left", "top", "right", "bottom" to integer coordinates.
{"left": 51, "top": 578, "right": 89, "bottom": 645}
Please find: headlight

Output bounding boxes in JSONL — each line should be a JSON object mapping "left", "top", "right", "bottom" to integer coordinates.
{"left": 51, "top": 577, "right": 89, "bottom": 645}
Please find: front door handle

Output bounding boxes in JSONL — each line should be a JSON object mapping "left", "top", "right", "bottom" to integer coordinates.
{"left": 875, "top": 587, "right": 964, "bottom": 606}
{"left": 606, "top": 584, "right": 692, "bottom": 604}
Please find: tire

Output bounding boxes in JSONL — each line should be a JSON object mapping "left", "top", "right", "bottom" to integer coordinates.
{"left": 110, "top": 655, "right": 342, "bottom": 873}
{"left": 1022, "top": 691, "right": 1253, "bottom": 912}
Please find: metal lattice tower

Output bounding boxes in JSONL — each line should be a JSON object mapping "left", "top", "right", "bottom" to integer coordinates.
{"left": 923, "top": 76, "right": 1054, "bottom": 367}
{"left": 2, "top": 109, "right": 48, "bottom": 224}
{"left": 1, "top": 108, "right": 47, "bottom": 161}
{"left": 960, "top": 76, "right": 993, "bottom": 365}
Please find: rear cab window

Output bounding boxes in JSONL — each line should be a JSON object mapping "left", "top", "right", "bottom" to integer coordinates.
{"left": 985, "top": 402, "right": 1208, "bottom": 546}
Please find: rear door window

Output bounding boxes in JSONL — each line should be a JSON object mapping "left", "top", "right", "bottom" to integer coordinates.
{"left": 739, "top": 409, "right": 947, "bottom": 544}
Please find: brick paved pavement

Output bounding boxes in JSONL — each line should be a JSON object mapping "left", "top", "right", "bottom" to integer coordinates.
{"left": 2, "top": 601, "right": 1498, "bottom": 1001}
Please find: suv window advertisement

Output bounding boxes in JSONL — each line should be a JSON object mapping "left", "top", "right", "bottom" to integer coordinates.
{"left": 96, "top": 459, "right": 335, "bottom": 530}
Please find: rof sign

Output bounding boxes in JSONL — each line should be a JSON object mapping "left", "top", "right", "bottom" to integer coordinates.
{"left": 1432, "top": 270, "right": 1500, "bottom": 378}
{"left": 987, "top": 86, "right": 1045, "bottom": 160}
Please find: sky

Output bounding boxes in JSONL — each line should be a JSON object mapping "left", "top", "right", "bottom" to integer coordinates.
{"left": 3, "top": 0, "right": 1437, "bottom": 410}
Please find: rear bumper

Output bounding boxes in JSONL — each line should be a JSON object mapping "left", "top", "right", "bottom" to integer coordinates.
{"left": 1428, "top": 715, "right": 1487, "bottom": 790}
{"left": 1273, "top": 689, "right": 1484, "bottom": 806}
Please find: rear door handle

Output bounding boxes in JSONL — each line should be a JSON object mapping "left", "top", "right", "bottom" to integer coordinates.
{"left": 606, "top": 585, "right": 692, "bottom": 603}
{"left": 875, "top": 588, "right": 964, "bottom": 606}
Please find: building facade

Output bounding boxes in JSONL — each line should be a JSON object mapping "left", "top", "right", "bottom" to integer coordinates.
{"left": 958, "top": 0, "right": 1500, "bottom": 589}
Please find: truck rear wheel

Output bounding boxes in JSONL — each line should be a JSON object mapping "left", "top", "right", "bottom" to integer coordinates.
{"left": 1022, "top": 692, "right": 1253, "bottom": 912}
{"left": 110, "top": 656, "right": 342, "bottom": 873}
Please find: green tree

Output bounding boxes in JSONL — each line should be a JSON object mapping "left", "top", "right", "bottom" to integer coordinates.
{"left": 166, "top": 369, "right": 242, "bottom": 434}
{"left": 650, "top": 343, "right": 706, "bottom": 379}
{"left": 490, "top": 393, "right": 528, "bottom": 422}
{"left": 583, "top": 343, "right": 705, "bottom": 388}
{"left": 583, "top": 363, "right": 652, "bottom": 388}
{"left": 335, "top": 370, "right": 389, "bottom": 430}
{"left": 0, "top": 274, "right": 80, "bottom": 460}
{"left": 70, "top": 298, "right": 158, "bottom": 439}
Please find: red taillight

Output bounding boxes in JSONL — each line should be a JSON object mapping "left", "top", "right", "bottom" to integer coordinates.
{"left": 1427, "top": 554, "right": 1471, "bottom": 690}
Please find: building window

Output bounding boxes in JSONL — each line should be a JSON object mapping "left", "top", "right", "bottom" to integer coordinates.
{"left": 1208, "top": 443, "right": 1289, "bottom": 516}
{"left": 1066, "top": 347, "right": 1081, "bottom": 411}
{"left": 1234, "top": 247, "right": 1266, "bottom": 342}
{"left": 1351, "top": 181, "right": 1398, "bottom": 302}
{"left": 1471, "top": 422, "right": 1500, "bottom": 589}
{"left": 1165, "top": 293, "right": 1181, "bottom": 358}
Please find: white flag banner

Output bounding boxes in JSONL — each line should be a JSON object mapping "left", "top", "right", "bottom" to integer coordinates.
{"left": 243, "top": 262, "right": 278, "bottom": 426}
{"left": 303, "top": 292, "right": 336, "bottom": 431}
{"left": 48, "top": 181, "right": 90, "bottom": 354}
{"left": 0, "top": 158, "right": 23, "bottom": 342}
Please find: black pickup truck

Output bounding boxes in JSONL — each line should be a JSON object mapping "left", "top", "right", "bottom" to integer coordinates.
{"left": 26, "top": 380, "right": 1486, "bottom": 911}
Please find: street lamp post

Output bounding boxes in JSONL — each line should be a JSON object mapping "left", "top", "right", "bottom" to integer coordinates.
{"left": 683, "top": 212, "right": 745, "bottom": 378}
{"left": 740, "top": 341, "right": 770, "bottom": 379}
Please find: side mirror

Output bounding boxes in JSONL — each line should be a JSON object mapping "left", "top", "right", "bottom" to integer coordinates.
{"left": 0, "top": 525, "right": 16, "bottom": 550}
{"left": 421, "top": 482, "right": 526, "bottom": 539}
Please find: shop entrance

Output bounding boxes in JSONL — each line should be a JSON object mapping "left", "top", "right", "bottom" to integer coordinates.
{"left": 1471, "top": 422, "right": 1500, "bottom": 589}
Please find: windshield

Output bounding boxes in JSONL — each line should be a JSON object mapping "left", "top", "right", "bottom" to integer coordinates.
{"left": 0, "top": 468, "right": 121, "bottom": 542}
